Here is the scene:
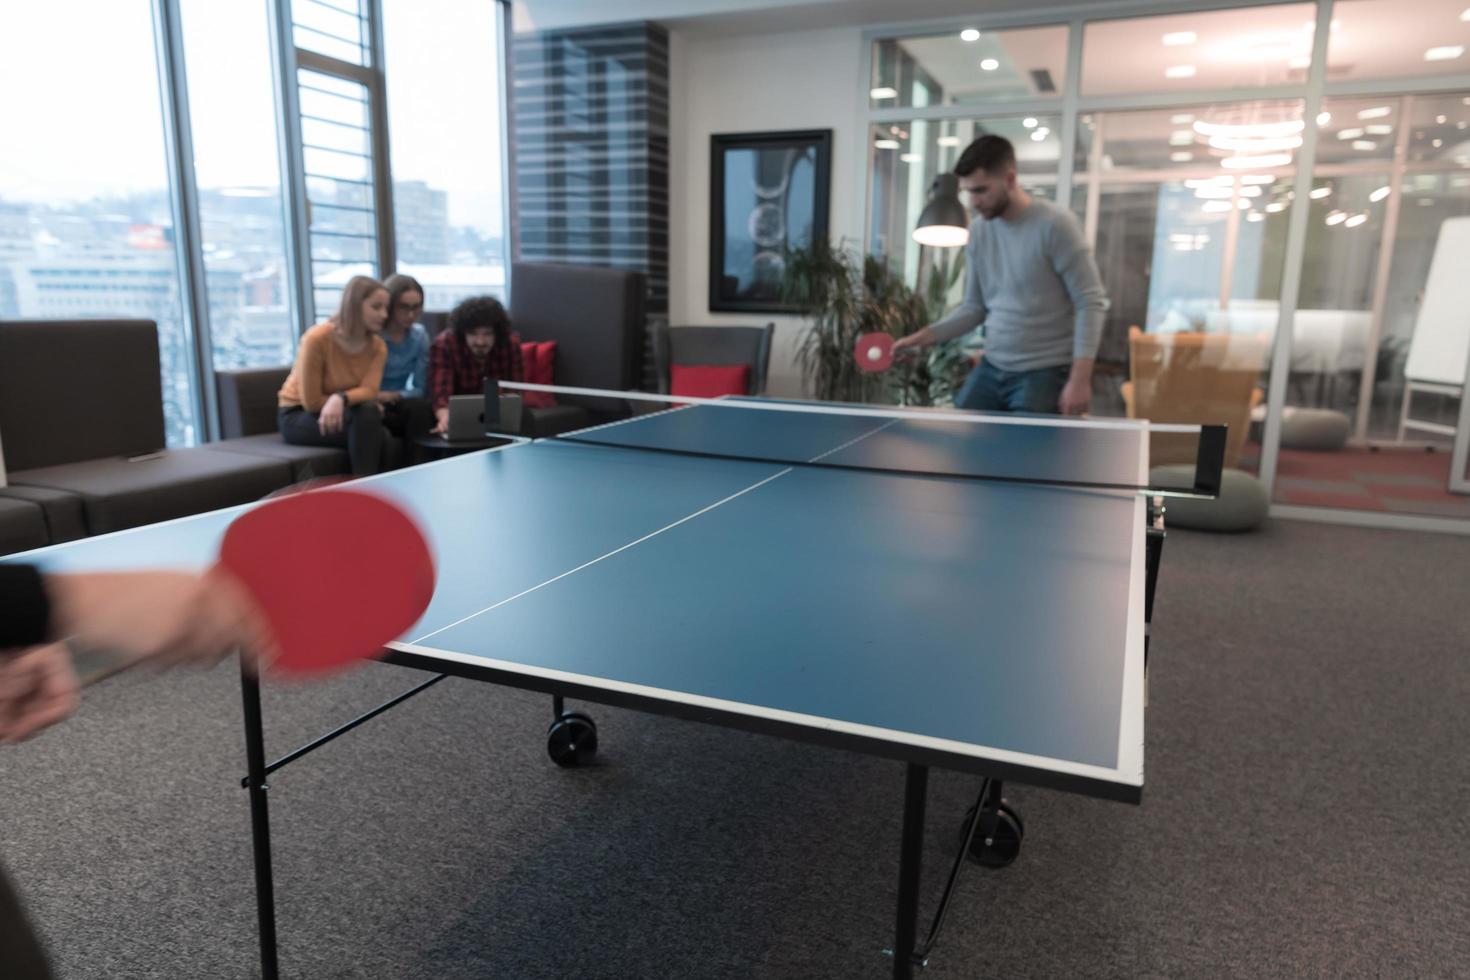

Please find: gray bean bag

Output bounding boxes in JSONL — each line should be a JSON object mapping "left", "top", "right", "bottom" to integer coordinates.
{"left": 1151, "top": 465, "right": 1269, "bottom": 532}
{"left": 1280, "top": 407, "right": 1350, "bottom": 451}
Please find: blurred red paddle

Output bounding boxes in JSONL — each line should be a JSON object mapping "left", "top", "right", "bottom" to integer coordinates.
{"left": 217, "top": 486, "right": 435, "bottom": 676}
{"left": 855, "top": 332, "right": 894, "bottom": 373}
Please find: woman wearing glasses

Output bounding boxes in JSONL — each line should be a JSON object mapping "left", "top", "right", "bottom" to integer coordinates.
{"left": 378, "top": 273, "right": 435, "bottom": 460}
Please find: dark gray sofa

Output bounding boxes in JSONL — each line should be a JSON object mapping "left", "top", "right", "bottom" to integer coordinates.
{"left": 214, "top": 367, "right": 354, "bottom": 480}
{"left": 0, "top": 320, "right": 293, "bottom": 542}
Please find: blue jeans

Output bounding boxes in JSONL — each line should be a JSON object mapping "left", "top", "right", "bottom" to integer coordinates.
{"left": 954, "top": 359, "right": 1071, "bottom": 414}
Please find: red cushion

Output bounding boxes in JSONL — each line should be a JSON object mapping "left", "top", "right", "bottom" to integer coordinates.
{"left": 519, "top": 340, "right": 557, "bottom": 408}
{"left": 670, "top": 364, "right": 750, "bottom": 399}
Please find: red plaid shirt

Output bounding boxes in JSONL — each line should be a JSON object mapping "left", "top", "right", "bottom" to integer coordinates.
{"left": 428, "top": 330, "right": 524, "bottom": 411}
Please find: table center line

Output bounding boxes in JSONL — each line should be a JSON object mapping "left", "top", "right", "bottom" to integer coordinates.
{"left": 807, "top": 417, "right": 901, "bottom": 463}
{"left": 408, "top": 466, "right": 796, "bottom": 644}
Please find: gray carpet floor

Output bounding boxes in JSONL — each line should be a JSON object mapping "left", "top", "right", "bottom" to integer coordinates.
{"left": 2, "top": 517, "right": 1468, "bottom": 979}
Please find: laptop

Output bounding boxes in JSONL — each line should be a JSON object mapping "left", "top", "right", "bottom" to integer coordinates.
{"left": 446, "top": 393, "right": 523, "bottom": 440}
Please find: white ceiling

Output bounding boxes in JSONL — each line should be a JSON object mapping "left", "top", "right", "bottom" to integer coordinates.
{"left": 512, "top": 0, "right": 1120, "bottom": 37}
{"left": 515, "top": 0, "right": 1470, "bottom": 92}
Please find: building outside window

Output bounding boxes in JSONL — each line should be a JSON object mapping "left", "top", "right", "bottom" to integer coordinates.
{"left": 0, "top": 0, "right": 200, "bottom": 446}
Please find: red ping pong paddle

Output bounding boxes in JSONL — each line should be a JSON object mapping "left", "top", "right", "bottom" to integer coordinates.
{"left": 855, "top": 332, "right": 894, "bottom": 373}
{"left": 217, "top": 486, "right": 436, "bottom": 676}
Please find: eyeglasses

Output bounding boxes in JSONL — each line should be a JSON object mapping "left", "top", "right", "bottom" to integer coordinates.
{"left": 397, "top": 302, "right": 424, "bottom": 313}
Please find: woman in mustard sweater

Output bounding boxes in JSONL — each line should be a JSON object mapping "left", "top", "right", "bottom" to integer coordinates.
{"left": 277, "top": 275, "right": 391, "bottom": 475}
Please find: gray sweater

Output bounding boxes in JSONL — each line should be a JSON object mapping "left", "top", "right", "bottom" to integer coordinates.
{"left": 928, "top": 197, "right": 1108, "bottom": 372}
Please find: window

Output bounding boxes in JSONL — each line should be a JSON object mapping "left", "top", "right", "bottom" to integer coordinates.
{"left": 382, "top": 0, "right": 508, "bottom": 312}
{"left": 293, "top": 0, "right": 371, "bottom": 66}
{"left": 1274, "top": 92, "right": 1470, "bottom": 516}
{"left": 869, "top": 114, "right": 1062, "bottom": 283}
{"left": 180, "top": 0, "right": 297, "bottom": 371}
{"left": 299, "top": 68, "right": 382, "bottom": 319}
{"left": 0, "top": 0, "right": 200, "bottom": 446}
{"left": 1081, "top": 5, "right": 1316, "bottom": 98}
{"left": 870, "top": 25, "right": 1068, "bottom": 110}
{"left": 1328, "top": 0, "right": 1470, "bottom": 83}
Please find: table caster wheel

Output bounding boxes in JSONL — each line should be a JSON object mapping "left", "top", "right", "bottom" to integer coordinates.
{"left": 547, "top": 711, "right": 597, "bottom": 767}
{"left": 961, "top": 800, "right": 1024, "bottom": 868}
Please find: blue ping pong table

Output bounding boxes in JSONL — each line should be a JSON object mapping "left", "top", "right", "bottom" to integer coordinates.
{"left": 10, "top": 399, "right": 1200, "bottom": 979}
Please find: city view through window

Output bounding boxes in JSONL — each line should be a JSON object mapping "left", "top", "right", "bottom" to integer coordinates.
{"left": 0, "top": 0, "right": 505, "bottom": 447}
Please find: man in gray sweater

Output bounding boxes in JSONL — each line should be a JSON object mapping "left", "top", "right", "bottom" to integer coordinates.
{"left": 892, "top": 135, "right": 1107, "bottom": 415}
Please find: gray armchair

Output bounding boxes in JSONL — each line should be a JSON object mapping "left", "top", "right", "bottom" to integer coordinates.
{"left": 651, "top": 324, "right": 775, "bottom": 396}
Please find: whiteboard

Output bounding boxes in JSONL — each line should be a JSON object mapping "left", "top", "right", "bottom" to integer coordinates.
{"left": 1405, "top": 215, "right": 1470, "bottom": 387}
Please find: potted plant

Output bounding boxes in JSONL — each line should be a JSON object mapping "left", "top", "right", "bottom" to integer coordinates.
{"left": 782, "top": 241, "right": 969, "bottom": 406}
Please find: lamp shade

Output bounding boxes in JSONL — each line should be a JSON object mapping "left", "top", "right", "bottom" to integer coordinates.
{"left": 912, "top": 173, "right": 970, "bottom": 247}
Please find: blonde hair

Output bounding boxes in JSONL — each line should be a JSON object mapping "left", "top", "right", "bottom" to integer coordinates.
{"left": 333, "top": 275, "right": 387, "bottom": 338}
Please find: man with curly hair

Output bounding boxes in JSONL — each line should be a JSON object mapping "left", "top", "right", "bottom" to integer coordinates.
{"left": 427, "top": 295, "right": 524, "bottom": 435}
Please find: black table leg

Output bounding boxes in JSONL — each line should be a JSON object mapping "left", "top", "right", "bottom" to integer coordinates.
{"left": 891, "top": 763, "right": 929, "bottom": 979}
{"left": 240, "top": 664, "right": 280, "bottom": 980}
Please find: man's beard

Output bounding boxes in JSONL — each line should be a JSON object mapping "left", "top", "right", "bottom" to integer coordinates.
{"left": 979, "top": 190, "right": 1010, "bottom": 220}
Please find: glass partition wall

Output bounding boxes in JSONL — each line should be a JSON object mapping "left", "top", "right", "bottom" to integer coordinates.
{"left": 865, "top": 0, "right": 1470, "bottom": 529}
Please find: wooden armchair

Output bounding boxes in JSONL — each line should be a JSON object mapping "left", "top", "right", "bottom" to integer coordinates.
{"left": 1121, "top": 326, "right": 1269, "bottom": 468}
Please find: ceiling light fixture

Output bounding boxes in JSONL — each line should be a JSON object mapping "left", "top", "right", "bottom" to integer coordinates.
{"left": 1170, "top": 130, "right": 1195, "bottom": 145}
{"left": 1461, "top": 7, "right": 1470, "bottom": 22}
{"left": 1238, "top": 185, "right": 1263, "bottom": 197}
{"left": 980, "top": 58, "right": 1000, "bottom": 71}
{"left": 1193, "top": 119, "right": 1304, "bottom": 138}
{"left": 1237, "top": 198, "right": 1252, "bottom": 209}
{"left": 1171, "top": 151, "right": 1194, "bottom": 162}
{"left": 1165, "top": 64, "right": 1197, "bottom": 78}
{"left": 1326, "top": 210, "right": 1347, "bottom": 225}
{"left": 1194, "top": 186, "right": 1235, "bottom": 199}
{"left": 1239, "top": 174, "right": 1276, "bottom": 184}
{"left": 1425, "top": 46, "right": 1465, "bottom": 62}
{"left": 1030, "top": 129, "right": 1049, "bottom": 142}
{"left": 960, "top": 28, "right": 981, "bottom": 42}
{"left": 1202, "top": 200, "right": 1233, "bottom": 212}
{"left": 1309, "top": 186, "right": 1332, "bottom": 199}
{"left": 1316, "top": 111, "right": 1331, "bottom": 126}
{"left": 1357, "top": 106, "right": 1393, "bottom": 120}
{"left": 1364, "top": 124, "right": 1393, "bottom": 135}
{"left": 1221, "top": 153, "right": 1293, "bottom": 168}
{"left": 937, "top": 136, "right": 960, "bottom": 147}
{"left": 1337, "top": 128, "right": 1365, "bottom": 140}
{"left": 1247, "top": 211, "right": 1265, "bottom": 222}
{"left": 1208, "top": 135, "right": 1304, "bottom": 152}
{"left": 874, "top": 139, "right": 901, "bottom": 150}
{"left": 1163, "top": 31, "right": 1197, "bottom": 46}
{"left": 1369, "top": 186, "right": 1391, "bottom": 202}
{"left": 1345, "top": 213, "right": 1368, "bottom": 227}
{"left": 1353, "top": 140, "right": 1377, "bottom": 150}
{"left": 870, "top": 87, "right": 898, "bottom": 100}
{"left": 1171, "top": 113, "right": 1195, "bottom": 124}
{"left": 900, "top": 153, "right": 921, "bottom": 163}
{"left": 1437, "top": 114, "right": 1448, "bottom": 124}
{"left": 1023, "top": 117, "right": 1038, "bottom": 128}
{"left": 1289, "top": 56, "right": 1311, "bottom": 69}
{"left": 1266, "top": 201, "right": 1288, "bottom": 212}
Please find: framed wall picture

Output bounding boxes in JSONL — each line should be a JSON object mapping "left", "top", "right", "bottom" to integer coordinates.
{"left": 709, "top": 129, "right": 831, "bottom": 313}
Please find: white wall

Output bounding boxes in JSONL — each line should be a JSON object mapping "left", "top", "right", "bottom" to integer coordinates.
{"left": 668, "top": 26, "right": 865, "bottom": 398}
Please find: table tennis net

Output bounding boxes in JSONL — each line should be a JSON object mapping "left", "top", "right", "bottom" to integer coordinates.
{"left": 498, "top": 383, "right": 1225, "bottom": 496}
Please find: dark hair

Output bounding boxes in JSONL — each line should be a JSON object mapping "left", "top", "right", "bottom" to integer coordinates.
{"left": 448, "top": 295, "right": 511, "bottom": 348}
{"left": 953, "top": 135, "right": 1016, "bottom": 177}
{"left": 383, "top": 273, "right": 424, "bottom": 316}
